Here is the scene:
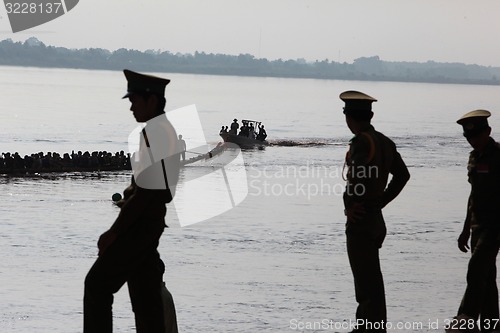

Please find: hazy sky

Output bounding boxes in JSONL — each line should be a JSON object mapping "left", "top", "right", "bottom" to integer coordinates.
{"left": 1, "top": 0, "right": 499, "bottom": 66}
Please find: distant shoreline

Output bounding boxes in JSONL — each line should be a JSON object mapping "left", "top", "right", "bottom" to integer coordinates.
{"left": 2, "top": 37, "right": 500, "bottom": 86}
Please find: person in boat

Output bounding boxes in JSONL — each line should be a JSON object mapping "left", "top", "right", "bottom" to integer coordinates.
{"left": 2, "top": 153, "right": 13, "bottom": 172}
{"left": 83, "top": 69, "right": 179, "bottom": 333}
{"left": 445, "top": 110, "right": 500, "bottom": 332}
{"left": 31, "top": 153, "right": 42, "bottom": 170}
{"left": 220, "top": 126, "right": 229, "bottom": 135}
{"left": 257, "top": 123, "right": 267, "bottom": 141}
{"left": 230, "top": 118, "right": 239, "bottom": 135}
{"left": 239, "top": 121, "right": 249, "bottom": 137}
{"left": 340, "top": 90, "right": 410, "bottom": 333}
{"left": 249, "top": 123, "right": 256, "bottom": 139}
{"left": 12, "top": 152, "right": 24, "bottom": 170}
{"left": 61, "top": 153, "right": 72, "bottom": 168}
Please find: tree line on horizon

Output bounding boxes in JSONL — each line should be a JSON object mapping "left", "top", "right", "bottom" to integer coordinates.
{"left": 1, "top": 37, "right": 500, "bottom": 85}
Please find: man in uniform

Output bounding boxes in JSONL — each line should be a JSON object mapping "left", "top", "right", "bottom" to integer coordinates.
{"left": 84, "top": 69, "right": 180, "bottom": 333}
{"left": 340, "top": 90, "right": 410, "bottom": 333}
{"left": 447, "top": 110, "right": 500, "bottom": 333}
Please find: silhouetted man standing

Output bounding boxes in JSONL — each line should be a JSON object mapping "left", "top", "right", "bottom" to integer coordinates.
{"left": 446, "top": 110, "right": 500, "bottom": 333}
{"left": 84, "top": 69, "right": 180, "bottom": 333}
{"left": 340, "top": 91, "right": 410, "bottom": 333}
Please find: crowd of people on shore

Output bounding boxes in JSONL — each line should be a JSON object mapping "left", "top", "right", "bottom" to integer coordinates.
{"left": 0, "top": 150, "right": 132, "bottom": 174}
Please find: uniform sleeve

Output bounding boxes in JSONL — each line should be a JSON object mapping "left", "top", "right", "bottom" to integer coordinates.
{"left": 344, "top": 134, "right": 373, "bottom": 209}
{"left": 464, "top": 192, "right": 472, "bottom": 228}
{"left": 381, "top": 148, "right": 410, "bottom": 208}
{"left": 349, "top": 134, "right": 373, "bottom": 167}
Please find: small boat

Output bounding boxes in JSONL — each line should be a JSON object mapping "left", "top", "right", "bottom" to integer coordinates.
{"left": 220, "top": 119, "right": 268, "bottom": 148}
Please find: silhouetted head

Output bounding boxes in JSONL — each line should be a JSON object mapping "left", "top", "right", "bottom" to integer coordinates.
{"left": 457, "top": 109, "right": 492, "bottom": 151}
{"left": 340, "top": 90, "right": 377, "bottom": 134}
{"left": 122, "top": 69, "right": 170, "bottom": 122}
{"left": 340, "top": 90, "right": 376, "bottom": 122}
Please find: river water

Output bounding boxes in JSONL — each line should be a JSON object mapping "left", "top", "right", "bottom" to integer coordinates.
{"left": 1, "top": 66, "right": 500, "bottom": 332}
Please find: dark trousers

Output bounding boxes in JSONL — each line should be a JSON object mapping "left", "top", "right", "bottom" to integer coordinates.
{"left": 84, "top": 220, "right": 178, "bottom": 333}
{"left": 346, "top": 213, "right": 387, "bottom": 332}
{"left": 458, "top": 227, "right": 500, "bottom": 332}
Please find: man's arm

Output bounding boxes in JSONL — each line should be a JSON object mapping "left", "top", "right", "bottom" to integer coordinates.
{"left": 381, "top": 150, "right": 410, "bottom": 208}
{"left": 458, "top": 193, "right": 472, "bottom": 253}
{"left": 344, "top": 135, "right": 371, "bottom": 222}
{"left": 97, "top": 187, "right": 161, "bottom": 256}
{"left": 109, "top": 188, "right": 155, "bottom": 234}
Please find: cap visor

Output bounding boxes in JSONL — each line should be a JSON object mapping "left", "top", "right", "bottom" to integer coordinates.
{"left": 122, "top": 91, "right": 134, "bottom": 99}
